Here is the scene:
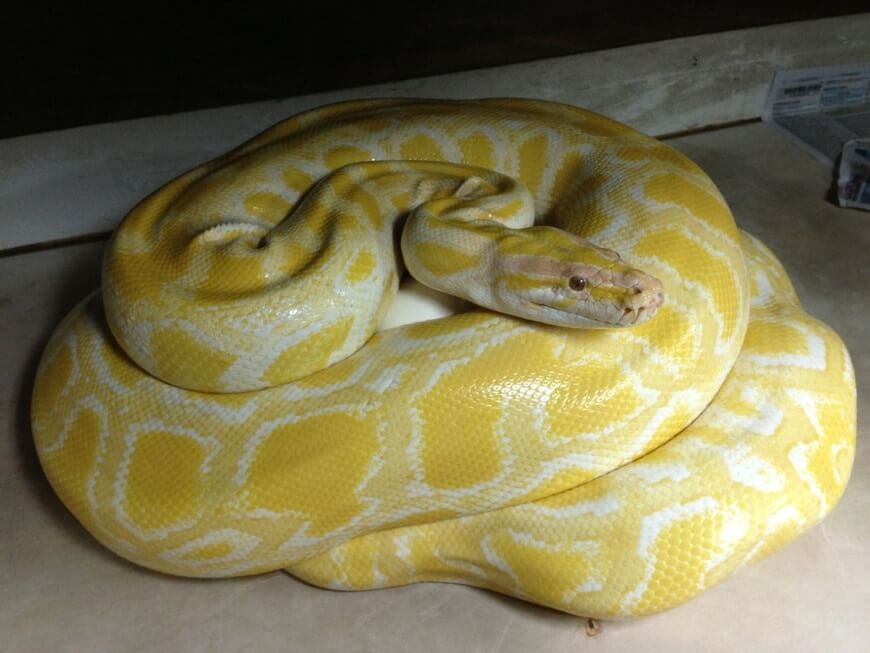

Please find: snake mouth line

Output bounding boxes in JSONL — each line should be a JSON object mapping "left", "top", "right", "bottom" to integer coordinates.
{"left": 522, "top": 298, "right": 626, "bottom": 328}
{"left": 524, "top": 282, "right": 663, "bottom": 327}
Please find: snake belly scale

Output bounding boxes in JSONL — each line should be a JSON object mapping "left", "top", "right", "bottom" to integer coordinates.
{"left": 31, "top": 98, "right": 855, "bottom": 618}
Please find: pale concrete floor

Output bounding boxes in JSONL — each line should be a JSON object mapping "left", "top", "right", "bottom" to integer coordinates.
{"left": 1, "top": 122, "right": 867, "bottom": 651}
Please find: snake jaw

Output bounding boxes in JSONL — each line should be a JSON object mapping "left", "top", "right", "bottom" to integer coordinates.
{"left": 492, "top": 228, "right": 666, "bottom": 328}
{"left": 502, "top": 254, "right": 665, "bottom": 328}
{"left": 609, "top": 270, "right": 665, "bottom": 326}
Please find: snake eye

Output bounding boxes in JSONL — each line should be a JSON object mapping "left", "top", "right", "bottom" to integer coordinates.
{"left": 568, "top": 275, "right": 587, "bottom": 291}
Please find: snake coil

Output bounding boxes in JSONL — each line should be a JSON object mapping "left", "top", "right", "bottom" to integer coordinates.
{"left": 32, "top": 99, "right": 855, "bottom": 618}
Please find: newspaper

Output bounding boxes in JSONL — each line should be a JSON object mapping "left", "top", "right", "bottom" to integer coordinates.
{"left": 763, "top": 63, "right": 870, "bottom": 209}
{"left": 837, "top": 139, "right": 870, "bottom": 210}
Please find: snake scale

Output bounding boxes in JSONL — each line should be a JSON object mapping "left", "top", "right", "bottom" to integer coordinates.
{"left": 31, "top": 98, "right": 856, "bottom": 619}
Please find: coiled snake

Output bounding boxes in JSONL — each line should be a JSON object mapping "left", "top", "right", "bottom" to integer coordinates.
{"left": 31, "top": 98, "right": 856, "bottom": 618}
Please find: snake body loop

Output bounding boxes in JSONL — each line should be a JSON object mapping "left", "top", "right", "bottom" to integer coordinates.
{"left": 31, "top": 98, "right": 855, "bottom": 618}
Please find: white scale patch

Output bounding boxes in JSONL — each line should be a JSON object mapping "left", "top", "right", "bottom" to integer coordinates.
{"left": 433, "top": 549, "right": 490, "bottom": 580}
{"left": 160, "top": 528, "right": 262, "bottom": 571}
{"left": 737, "top": 505, "right": 803, "bottom": 569}
{"left": 393, "top": 533, "right": 417, "bottom": 572}
{"left": 691, "top": 441, "right": 785, "bottom": 493}
{"left": 705, "top": 391, "right": 784, "bottom": 439}
{"left": 626, "top": 463, "right": 692, "bottom": 484}
{"left": 788, "top": 441, "right": 828, "bottom": 514}
{"left": 42, "top": 393, "right": 107, "bottom": 455}
{"left": 703, "top": 506, "right": 750, "bottom": 573}
{"left": 527, "top": 495, "right": 619, "bottom": 518}
{"left": 481, "top": 534, "right": 521, "bottom": 587}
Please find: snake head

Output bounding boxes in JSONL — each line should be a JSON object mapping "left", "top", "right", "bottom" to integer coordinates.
{"left": 493, "top": 227, "right": 665, "bottom": 328}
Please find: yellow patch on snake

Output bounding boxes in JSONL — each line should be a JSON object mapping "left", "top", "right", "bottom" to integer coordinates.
{"left": 390, "top": 191, "right": 411, "bottom": 210}
{"left": 244, "top": 192, "right": 291, "bottom": 222}
{"left": 99, "top": 336, "right": 138, "bottom": 390}
{"left": 168, "top": 173, "right": 236, "bottom": 217}
{"left": 346, "top": 249, "right": 377, "bottom": 283}
{"left": 519, "top": 134, "right": 549, "bottom": 194}
{"left": 402, "top": 312, "right": 495, "bottom": 340}
{"left": 414, "top": 333, "right": 562, "bottom": 490}
{"left": 349, "top": 186, "right": 383, "bottom": 227}
{"left": 412, "top": 242, "right": 480, "bottom": 277}
{"left": 644, "top": 173, "right": 733, "bottom": 236}
{"left": 627, "top": 500, "right": 726, "bottom": 613}
{"left": 459, "top": 132, "right": 495, "bottom": 169}
{"left": 35, "top": 344, "right": 73, "bottom": 407}
{"left": 743, "top": 319, "right": 815, "bottom": 359}
{"left": 617, "top": 146, "right": 701, "bottom": 173}
{"left": 541, "top": 364, "right": 647, "bottom": 441}
{"left": 401, "top": 134, "right": 445, "bottom": 161}
{"left": 261, "top": 317, "right": 354, "bottom": 385}
{"left": 482, "top": 530, "right": 600, "bottom": 600}
{"left": 194, "top": 251, "right": 272, "bottom": 295}
{"left": 47, "top": 408, "right": 101, "bottom": 512}
{"left": 150, "top": 326, "right": 236, "bottom": 387}
{"left": 242, "top": 411, "right": 380, "bottom": 535}
{"left": 278, "top": 242, "right": 319, "bottom": 275}
{"left": 549, "top": 152, "right": 584, "bottom": 200}
{"left": 632, "top": 227, "right": 740, "bottom": 338}
{"left": 324, "top": 146, "right": 374, "bottom": 169}
{"left": 177, "top": 539, "right": 237, "bottom": 562}
{"left": 283, "top": 166, "right": 314, "bottom": 193}
{"left": 123, "top": 431, "right": 208, "bottom": 531}
{"left": 293, "top": 356, "right": 363, "bottom": 390}
{"left": 490, "top": 198, "right": 527, "bottom": 218}
{"left": 416, "top": 388, "right": 504, "bottom": 490}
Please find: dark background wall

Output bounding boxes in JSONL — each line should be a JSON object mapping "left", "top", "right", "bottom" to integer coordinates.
{"left": 4, "top": 2, "right": 867, "bottom": 139}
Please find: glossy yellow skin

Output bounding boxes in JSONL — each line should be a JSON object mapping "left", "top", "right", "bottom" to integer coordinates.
{"left": 31, "top": 98, "right": 856, "bottom": 618}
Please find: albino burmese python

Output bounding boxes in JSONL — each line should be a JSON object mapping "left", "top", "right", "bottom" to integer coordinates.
{"left": 32, "top": 98, "right": 856, "bottom": 618}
